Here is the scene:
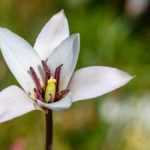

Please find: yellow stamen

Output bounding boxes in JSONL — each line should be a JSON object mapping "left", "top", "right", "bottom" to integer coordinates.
{"left": 44, "top": 76, "right": 56, "bottom": 103}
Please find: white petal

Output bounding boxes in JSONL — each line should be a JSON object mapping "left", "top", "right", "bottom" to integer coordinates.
{"left": 0, "top": 86, "right": 40, "bottom": 123}
{"left": 34, "top": 10, "right": 69, "bottom": 60}
{"left": 47, "top": 34, "right": 80, "bottom": 91}
{"left": 37, "top": 92, "right": 72, "bottom": 111}
{"left": 0, "top": 28, "right": 44, "bottom": 97}
{"left": 68, "top": 66, "right": 134, "bottom": 102}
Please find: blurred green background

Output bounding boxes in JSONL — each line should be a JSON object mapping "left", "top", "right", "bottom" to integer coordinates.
{"left": 0, "top": 0, "right": 150, "bottom": 149}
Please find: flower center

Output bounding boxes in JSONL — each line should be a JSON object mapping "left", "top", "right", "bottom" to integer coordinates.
{"left": 30, "top": 60, "right": 69, "bottom": 103}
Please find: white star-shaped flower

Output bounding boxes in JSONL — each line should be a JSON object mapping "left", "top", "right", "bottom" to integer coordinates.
{"left": 0, "top": 10, "right": 134, "bottom": 123}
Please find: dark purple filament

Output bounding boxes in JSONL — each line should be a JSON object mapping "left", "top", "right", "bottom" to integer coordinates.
{"left": 54, "top": 64, "right": 63, "bottom": 93}
{"left": 42, "top": 60, "right": 51, "bottom": 86}
{"left": 55, "top": 89, "right": 70, "bottom": 100}
{"left": 34, "top": 88, "right": 44, "bottom": 101}
{"left": 30, "top": 67, "right": 43, "bottom": 94}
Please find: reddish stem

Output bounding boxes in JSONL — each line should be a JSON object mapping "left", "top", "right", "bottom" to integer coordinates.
{"left": 45, "top": 110, "right": 53, "bottom": 150}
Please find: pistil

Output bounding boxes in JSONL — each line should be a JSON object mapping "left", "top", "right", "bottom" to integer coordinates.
{"left": 44, "top": 76, "right": 56, "bottom": 103}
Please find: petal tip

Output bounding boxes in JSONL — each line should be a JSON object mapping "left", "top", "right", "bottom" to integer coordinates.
{"left": 60, "top": 9, "right": 64, "bottom": 14}
{"left": 124, "top": 72, "right": 136, "bottom": 81}
{"left": 76, "top": 33, "right": 80, "bottom": 38}
{"left": 57, "top": 9, "right": 66, "bottom": 18}
{"left": 129, "top": 74, "right": 136, "bottom": 81}
{"left": 118, "top": 70, "right": 135, "bottom": 85}
{"left": 71, "top": 33, "right": 80, "bottom": 41}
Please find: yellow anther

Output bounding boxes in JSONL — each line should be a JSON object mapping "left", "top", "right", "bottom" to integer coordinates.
{"left": 44, "top": 76, "right": 56, "bottom": 103}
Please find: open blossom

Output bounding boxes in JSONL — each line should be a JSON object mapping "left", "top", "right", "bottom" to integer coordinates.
{"left": 0, "top": 10, "right": 134, "bottom": 123}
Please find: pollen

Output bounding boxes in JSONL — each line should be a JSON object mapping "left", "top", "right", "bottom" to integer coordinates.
{"left": 44, "top": 76, "right": 56, "bottom": 103}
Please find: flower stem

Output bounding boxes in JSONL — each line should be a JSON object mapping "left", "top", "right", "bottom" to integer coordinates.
{"left": 45, "top": 110, "right": 53, "bottom": 150}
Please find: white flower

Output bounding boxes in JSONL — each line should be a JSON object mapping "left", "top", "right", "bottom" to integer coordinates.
{"left": 0, "top": 10, "right": 134, "bottom": 123}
